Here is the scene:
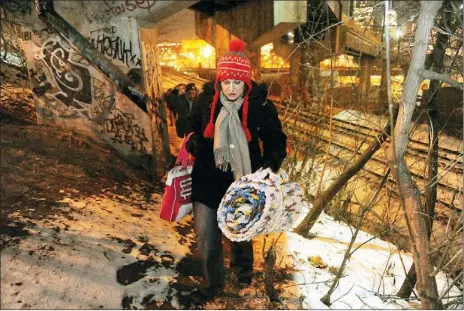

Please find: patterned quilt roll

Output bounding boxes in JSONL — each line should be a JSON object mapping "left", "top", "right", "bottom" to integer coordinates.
{"left": 217, "top": 169, "right": 310, "bottom": 242}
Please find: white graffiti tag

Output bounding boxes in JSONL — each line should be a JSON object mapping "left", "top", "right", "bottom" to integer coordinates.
{"left": 34, "top": 37, "right": 93, "bottom": 113}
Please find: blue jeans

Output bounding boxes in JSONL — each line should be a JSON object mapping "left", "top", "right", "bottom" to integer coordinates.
{"left": 193, "top": 202, "right": 254, "bottom": 290}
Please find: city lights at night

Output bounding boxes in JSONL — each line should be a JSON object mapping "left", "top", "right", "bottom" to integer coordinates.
{"left": 158, "top": 40, "right": 288, "bottom": 70}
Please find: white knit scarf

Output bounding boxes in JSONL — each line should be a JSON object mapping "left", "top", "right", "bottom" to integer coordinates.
{"left": 213, "top": 92, "right": 252, "bottom": 180}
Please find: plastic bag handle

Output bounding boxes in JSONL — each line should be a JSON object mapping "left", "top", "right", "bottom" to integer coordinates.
{"left": 176, "top": 132, "right": 195, "bottom": 169}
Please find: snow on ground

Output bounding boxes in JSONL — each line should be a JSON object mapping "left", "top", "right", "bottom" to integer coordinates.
{"left": 334, "top": 109, "right": 463, "bottom": 154}
{"left": 276, "top": 212, "right": 462, "bottom": 309}
{"left": 1, "top": 187, "right": 195, "bottom": 309}
{"left": 2, "top": 184, "right": 461, "bottom": 309}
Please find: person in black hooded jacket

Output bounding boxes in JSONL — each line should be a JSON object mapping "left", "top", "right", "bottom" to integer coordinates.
{"left": 185, "top": 40, "right": 287, "bottom": 304}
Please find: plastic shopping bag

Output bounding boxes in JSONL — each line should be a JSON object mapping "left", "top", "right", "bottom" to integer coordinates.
{"left": 160, "top": 133, "right": 194, "bottom": 222}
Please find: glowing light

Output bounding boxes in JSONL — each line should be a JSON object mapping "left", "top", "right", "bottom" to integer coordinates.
{"left": 395, "top": 28, "right": 403, "bottom": 40}
{"left": 260, "top": 43, "right": 289, "bottom": 69}
{"left": 287, "top": 31, "right": 295, "bottom": 43}
{"left": 320, "top": 54, "right": 358, "bottom": 69}
{"left": 201, "top": 45, "right": 213, "bottom": 58}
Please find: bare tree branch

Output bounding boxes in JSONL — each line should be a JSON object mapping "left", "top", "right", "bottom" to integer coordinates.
{"left": 419, "top": 69, "right": 464, "bottom": 89}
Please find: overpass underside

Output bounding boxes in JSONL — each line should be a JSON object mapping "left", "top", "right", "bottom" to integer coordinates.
{"left": 193, "top": 0, "right": 399, "bottom": 109}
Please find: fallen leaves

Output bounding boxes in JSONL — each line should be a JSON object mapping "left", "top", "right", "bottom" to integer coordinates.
{"left": 309, "top": 255, "right": 328, "bottom": 268}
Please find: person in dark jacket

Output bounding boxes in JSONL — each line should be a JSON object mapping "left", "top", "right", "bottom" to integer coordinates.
{"left": 175, "top": 83, "right": 197, "bottom": 138}
{"left": 186, "top": 40, "right": 287, "bottom": 304}
{"left": 166, "top": 84, "right": 185, "bottom": 126}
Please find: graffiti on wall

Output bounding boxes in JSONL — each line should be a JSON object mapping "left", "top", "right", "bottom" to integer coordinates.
{"left": 29, "top": 68, "right": 53, "bottom": 96}
{"left": 84, "top": 12, "right": 112, "bottom": 25}
{"left": 89, "top": 26, "right": 118, "bottom": 36}
{"left": 103, "top": 0, "right": 157, "bottom": 17}
{"left": 142, "top": 42, "right": 163, "bottom": 96}
{"left": 102, "top": 108, "right": 149, "bottom": 153}
{"left": 2, "top": 0, "right": 33, "bottom": 15}
{"left": 34, "top": 37, "right": 93, "bottom": 112}
{"left": 87, "top": 78, "right": 116, "bottom": 123}
{"left": 87, "top": 34, "right": 141, "bottom": 68}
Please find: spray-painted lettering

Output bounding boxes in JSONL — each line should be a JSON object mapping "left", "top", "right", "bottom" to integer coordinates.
{"left": 30, "top": 70, "right": 53, "bottom": 96}
{"left": 103, "top": 0, "right": 157, "bottom": 16}
{"left": 88, "top": 78, "right": 116, "bottom": 123}
{"left": 102, "top": 108, "right": 149, "bottom": 153}
{"left": 90, "top": 26, "right": 118, "bottom": 36}
{"left": 3, "top": 0, "right": 32, "bottom": 15}
{"left": 87, "top": 34, "right": 141, "bottom": 68}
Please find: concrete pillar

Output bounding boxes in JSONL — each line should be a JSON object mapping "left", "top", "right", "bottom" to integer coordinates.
{"left": 16, "top": 2, "right": 155, "bottom": 169}
{"left": 214, "top": 21, "right": 230, "bottom": 65}
{"left": 250, "top": 47, "right": 261, "bottom": 82}
{"left": 139, "top": 25, "right": 170, "bottom": 178}
{"left": 359, "top": 56, "right": 373, "bottom": 104}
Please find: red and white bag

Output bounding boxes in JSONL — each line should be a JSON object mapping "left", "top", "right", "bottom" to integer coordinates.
{"left": 160, "top": 133, "right": 195, "bottom": 222}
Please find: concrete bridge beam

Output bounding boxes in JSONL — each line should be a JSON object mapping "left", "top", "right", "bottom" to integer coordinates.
{"left": 195, "top": 0, "right": 307, "bottom": 80}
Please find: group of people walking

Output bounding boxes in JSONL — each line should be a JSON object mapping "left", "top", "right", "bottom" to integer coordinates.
{"left": 165, "top": 82, "right": 199, "bottom": 138}
{"left": 164, "top": 40, "right": 288, "bottom": 305}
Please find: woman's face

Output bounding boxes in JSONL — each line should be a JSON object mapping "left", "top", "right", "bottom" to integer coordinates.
{"left": 221, "top": 79, "right": 245, "bottom": 101}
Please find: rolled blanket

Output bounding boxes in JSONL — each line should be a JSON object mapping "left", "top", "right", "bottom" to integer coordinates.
{"left": 217, "top": 168, "right": 310, "bottom": 242}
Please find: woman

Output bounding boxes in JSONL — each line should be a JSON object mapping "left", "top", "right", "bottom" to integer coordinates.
{"left": 186, "top": 40, "right": 287, "bottom": 303}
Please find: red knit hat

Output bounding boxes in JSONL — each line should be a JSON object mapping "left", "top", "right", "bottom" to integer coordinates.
{"left": 203, "top": 39, "right": 252, "bottom": 142}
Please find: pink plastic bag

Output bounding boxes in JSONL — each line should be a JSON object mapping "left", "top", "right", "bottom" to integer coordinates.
{"left": 160, "top": 133, "right": 194, "bottom": 222}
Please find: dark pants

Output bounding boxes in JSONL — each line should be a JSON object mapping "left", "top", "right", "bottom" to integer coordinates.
{"left": 193, "top": 201, "right": 253, "bottom": 290}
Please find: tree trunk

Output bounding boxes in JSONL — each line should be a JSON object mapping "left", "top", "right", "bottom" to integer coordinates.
{"left": 396, "top": 0, "right": 452, "bottom": 298}
{"left": 294, "top": 120, "right": 393, "bottom": 236}
{"left": 387, "top": 1, "right": 443, "bottom": 309}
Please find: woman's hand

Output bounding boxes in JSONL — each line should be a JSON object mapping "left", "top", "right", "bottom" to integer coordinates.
{"left": 261, "top": 152, "right": 282, "bottom": 173}
{"left": 186, "top": 134, "right": 205, "bottom": 158}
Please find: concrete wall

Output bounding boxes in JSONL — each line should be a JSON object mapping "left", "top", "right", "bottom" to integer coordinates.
{"left": 1, "top": 0, "right": 179, "bottom": 170}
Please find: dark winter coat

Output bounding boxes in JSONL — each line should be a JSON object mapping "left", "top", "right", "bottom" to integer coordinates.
{"left": 175, "top": 94, "right": 193, "bottom": 138}
{"left": 165, "top": 88, "right": 178, "bottom": 111}
{"left": 186, "top": 81, "right": 287, "bottom": 209}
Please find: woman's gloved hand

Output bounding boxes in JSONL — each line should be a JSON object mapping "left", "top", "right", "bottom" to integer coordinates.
{"left": 185, "top": 134, "right": 205, "bottom": 158}
{"left": 261, "top": 152, "right": 282, "bottom": 173}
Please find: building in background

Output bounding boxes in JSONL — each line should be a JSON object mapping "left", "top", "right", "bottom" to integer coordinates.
{"left": 157, "top": 39, "right": 216, "bottom": 70}
{"left": 158, "top": 40, "right": 290, "bottom": 71}
{"left": 261, "top": 43, "right": 290, "bottom": 70}
{"left": 179, "top": 39, "right": 216, "bottom": 69}
{"left": 158, "top": 42, "right": 181, "bottom": 69}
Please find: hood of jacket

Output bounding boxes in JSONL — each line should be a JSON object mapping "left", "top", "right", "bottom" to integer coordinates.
{"left": 202, "top": 81, "right": 215, "bottom": 95}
